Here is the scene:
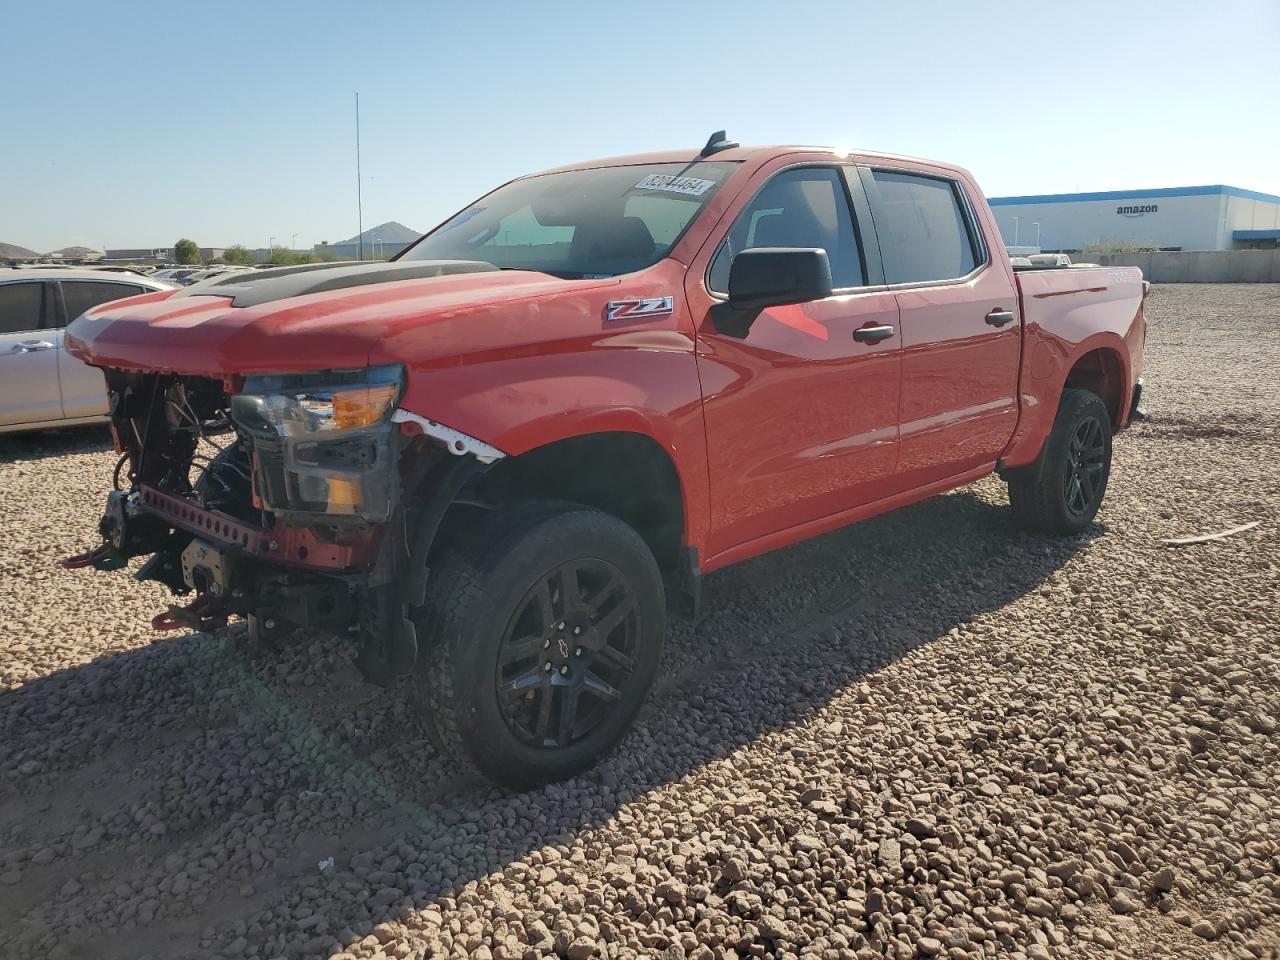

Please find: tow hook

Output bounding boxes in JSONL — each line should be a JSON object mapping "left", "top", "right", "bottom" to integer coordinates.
{"left": 151, "top": 593, "right": 227, "bottom": 632}
{"left": 61, "top": 543, "right": 128, "bottom": 571}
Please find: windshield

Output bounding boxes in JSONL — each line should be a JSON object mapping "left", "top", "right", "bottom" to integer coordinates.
{"left": 399, "top": 161, "right": 737, "bottom": 279}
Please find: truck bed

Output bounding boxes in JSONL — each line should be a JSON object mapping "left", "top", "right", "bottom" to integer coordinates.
{"left": 1001, "top": 264, "right": 1147, "bottom": 469}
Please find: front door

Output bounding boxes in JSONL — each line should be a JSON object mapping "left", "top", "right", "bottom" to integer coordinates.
{"left": 690, "top": 164, "right": 902, "bottom": 561}
{"left": 0, "top": 280, "right": 62, "bottom": 427}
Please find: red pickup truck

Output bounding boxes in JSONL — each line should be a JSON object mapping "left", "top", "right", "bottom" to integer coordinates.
{"left": 65, "top": 134, "right": 1146, "bottom": 787}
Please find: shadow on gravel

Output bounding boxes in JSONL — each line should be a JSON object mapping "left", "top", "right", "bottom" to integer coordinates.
{"left": 0, "top": 425, "right": 113, "bottom": 464}
{"left": 0, "top": 486, "right": 1101, "bottom": 958}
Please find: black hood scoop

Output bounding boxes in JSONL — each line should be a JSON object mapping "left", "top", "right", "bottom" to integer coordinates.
{"left": 175, "top": 259, "right": 500, "bottom": 308}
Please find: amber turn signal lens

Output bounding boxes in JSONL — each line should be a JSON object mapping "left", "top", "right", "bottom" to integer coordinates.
{"left": 324, "top": 477, "right": 361, "bottom": 512}
{"left": 332, "top": 384, "right": 399, "bottom": 430}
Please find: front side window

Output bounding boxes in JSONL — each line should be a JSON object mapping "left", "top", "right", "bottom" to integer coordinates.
{"left": 870, "top": 171, "right": 981, "bottom": 284}
{"left": 400, "top": 161, "right": 737, "bottom": 279}
{"left": 708, "top": 167, "right": 864, "bottom": 293}
{"left": 59, "top": 281, "right": 144, "bottom": 327}
{"left": 0, "top": 282, "right": 44, "bottom": 334}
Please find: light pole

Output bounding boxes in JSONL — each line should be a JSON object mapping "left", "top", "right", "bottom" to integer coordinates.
{"left": 1013, "top": 217, "right": 1020, "bottom": 245}
{"left": 1033, "top": 222, "right": 1041, "bottom": 248}
{"left": 291, "top": 233, "right": 298, "bottom": 251}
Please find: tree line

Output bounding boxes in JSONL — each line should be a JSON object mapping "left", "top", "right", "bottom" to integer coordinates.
{"left": 172, "top": 239, "right": 343, "bottom": 267}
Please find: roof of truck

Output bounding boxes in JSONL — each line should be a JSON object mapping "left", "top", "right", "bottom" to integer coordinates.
{"left": 531, "top": 145, "right": 962, "bottom": 177}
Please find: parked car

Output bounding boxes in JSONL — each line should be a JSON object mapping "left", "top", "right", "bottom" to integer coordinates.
{"left": 0, "top": 269, "right": 177, "bottom": 433}
{"left": 64, "top": 137, "right": 1147, "bottom": 788}
{"left": 157, "top": 267, "right": 203, "bottom": 285}
{"left": 180, "top": 266, "right": 246, "bottom": 285}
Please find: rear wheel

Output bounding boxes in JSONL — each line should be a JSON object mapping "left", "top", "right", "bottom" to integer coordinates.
{"left": 415, "top": 501, "right": 665, "bottom": 788}
{"left": 1008, "top": 388, "right": 1112, "bottom": 534}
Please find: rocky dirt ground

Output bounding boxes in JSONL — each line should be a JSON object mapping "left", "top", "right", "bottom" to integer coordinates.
{"left": 1, "top": 283, "right": 1278, "bottom": 960}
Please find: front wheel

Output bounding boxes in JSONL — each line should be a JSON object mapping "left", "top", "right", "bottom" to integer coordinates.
{"left": 1007, "top": 388, "right": 1113, "bottom": 534}
{"left": 415, "top": 501, "right": 666, "bottom": 789}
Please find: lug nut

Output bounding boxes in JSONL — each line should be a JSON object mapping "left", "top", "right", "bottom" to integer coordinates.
{"left": 559, "top": 665, "right": 569, "bottom": 675}
{"left": 544, "top": 662, "right": 552, "bottom": 673}
{"left": 573, "top": 626, "right": 582, "bottom": 636}
{"left": 575, "top": 648, "right": 583, "bottom": 657}
{"left": 264, "top": 619, "right": 276, "bottom": 630}
{"left": 543, "top": 638, "right": 550, "bottom": 649}
{"left": 557, "top": 621, "right": 566, "bottom": 630}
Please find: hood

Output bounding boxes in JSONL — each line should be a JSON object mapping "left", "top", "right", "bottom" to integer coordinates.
{"left": 66, "top": 260, "right": 619, "bottom": 377}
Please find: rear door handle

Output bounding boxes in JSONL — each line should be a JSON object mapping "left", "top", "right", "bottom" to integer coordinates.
{"left": 853, "top": 324, "right": 895, "bottom": 343}
{"left": 985, "top": 310, "right": 1016, "bottom": 327}
{"left": 12, "top": 340, "right": 55, "bottom": 353}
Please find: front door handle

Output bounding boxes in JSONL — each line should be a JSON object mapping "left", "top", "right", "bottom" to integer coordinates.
{"left": 853, "top": 324, "right": 895, "bottom": 343}
{"left": 985, "top": 310, "right": 1016, "bottom": 327}
{"left": 12, "top": 339, "right": 55, "bottom": 353}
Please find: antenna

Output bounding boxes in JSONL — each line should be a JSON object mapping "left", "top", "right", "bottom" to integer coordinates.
{"left": 355, "top": 92, "right": 364, "bottom": 261}
{"left": 700, "top": 130, "right": 739, "bottom": 157}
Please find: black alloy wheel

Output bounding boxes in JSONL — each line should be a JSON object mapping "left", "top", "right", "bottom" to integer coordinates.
{"left": 1007, "top": 387, "right": 1113, "bottom": 535}
{"left": 1063, "top": 415, "right": 1107, "bottom": 519}
{"left": 496, "top": 557, "right": 639, "bottom": 749}
{"left": 415, "top": 501, "right": 665, "bottom": 789}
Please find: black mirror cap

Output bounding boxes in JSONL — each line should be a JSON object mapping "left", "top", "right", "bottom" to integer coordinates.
{"left": 726, "top": 248, "right": 834, "bottom": 313}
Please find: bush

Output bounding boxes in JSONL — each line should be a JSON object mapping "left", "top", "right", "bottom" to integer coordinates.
{"left": 223, "top": 245, "right": 257, "bottom": 266}
{"left": 174, "top": 238, "right": 201, "bottom": 265}
{"left": 1082, "top": 239, "right": 1159, "bottom": 254}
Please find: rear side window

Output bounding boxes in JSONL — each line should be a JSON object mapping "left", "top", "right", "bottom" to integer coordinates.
{"left": 59, "top": 281, "right": 144, "bottom": 327}
{"left": 708, "top": 167, "right": 864, "bottom": 292}
{"left": 870, "top": 171, "right": 980, "bottom": 284}
{"left": 0, "top": 282, "right": 44, "bottom": 334}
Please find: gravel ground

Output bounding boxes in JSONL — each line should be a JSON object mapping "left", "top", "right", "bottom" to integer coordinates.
{"left": 1, "top": 283, "right": 1278, "bottom": 960}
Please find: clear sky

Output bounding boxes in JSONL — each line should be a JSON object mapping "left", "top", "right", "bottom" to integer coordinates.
{"left": 2, "top": 0, "right": 1277, "bottom": 252}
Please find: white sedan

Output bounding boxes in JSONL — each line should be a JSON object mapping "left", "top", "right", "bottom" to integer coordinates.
{"left": 0, "top": 269, "right": 177, "bottom": 433}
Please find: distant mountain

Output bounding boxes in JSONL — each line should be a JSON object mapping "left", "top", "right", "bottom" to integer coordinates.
{"left": 0, "top": 242, "right": 40, "bottom": 259}
{"left": 331, "top": 221, "right": 420, "bottom": 246}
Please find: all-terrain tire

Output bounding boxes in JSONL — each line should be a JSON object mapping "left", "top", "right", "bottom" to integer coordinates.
{"left": 414, "top": 500, "right": 666, "bottom": 789}
{"left": 1008, "top": 388, "right": 1113, "bottom": 535}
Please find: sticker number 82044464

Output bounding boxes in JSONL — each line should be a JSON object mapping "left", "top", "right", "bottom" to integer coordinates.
{"left": 633, "top": 174, "right": 716, "bottom": 196}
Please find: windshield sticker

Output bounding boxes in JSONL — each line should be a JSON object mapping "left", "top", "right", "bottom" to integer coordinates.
{"left": 633, "top": 174, "right": 716, "bottom": 197}
{"left": 605, "top": 296, "right": 674, "bottom": 322}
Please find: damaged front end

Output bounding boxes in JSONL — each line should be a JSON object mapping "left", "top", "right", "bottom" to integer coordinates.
{"left": 64, "top": 363, "right": 501, "bottom": 683}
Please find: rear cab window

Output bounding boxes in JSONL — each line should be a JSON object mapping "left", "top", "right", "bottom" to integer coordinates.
{"left": 865, "top": 169, "right": 985, "bottom": 284}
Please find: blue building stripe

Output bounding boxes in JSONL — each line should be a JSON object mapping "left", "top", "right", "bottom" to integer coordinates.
{"left": 1234, "top": 229, "right": 1280, "bottom": 240}
{"left": 988, "top": 185, "right": 1280, "bottom": 206}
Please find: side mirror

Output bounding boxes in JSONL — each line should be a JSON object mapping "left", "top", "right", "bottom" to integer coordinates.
{"left": 712, "top": 248, "right": 833, "bottom": 338}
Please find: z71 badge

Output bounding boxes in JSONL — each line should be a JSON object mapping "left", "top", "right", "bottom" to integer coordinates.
{"left": 605, "top": 296, "right": 674, "bottom": 322}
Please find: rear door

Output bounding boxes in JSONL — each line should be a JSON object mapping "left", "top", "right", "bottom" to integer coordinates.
{"left": 859, "top": 166, "right": 1021, "bottom": 487}
{"left": 689, "top": 160, "right": 902, "bottom": 560}
{"left": 56, "top": 280, "right": 145, "bottom": 418}
{"left": 0, "top": 280, "right": 62, "bottom": 426}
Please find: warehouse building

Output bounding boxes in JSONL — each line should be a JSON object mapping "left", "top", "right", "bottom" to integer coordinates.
{"left": 988, "top": 185, "right": 1280, "bottom": 253}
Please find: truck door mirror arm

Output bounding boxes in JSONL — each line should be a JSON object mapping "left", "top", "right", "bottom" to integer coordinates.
{"left": 711, "top": 248, "right": 834, "bottom": 339}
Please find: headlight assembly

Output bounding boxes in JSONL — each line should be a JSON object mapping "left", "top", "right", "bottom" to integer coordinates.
{"left": 231, "top": 364, "right": 403, "bottom": 438}
{"left": 229, "top": 365, "right": 404, "bottom": 521}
